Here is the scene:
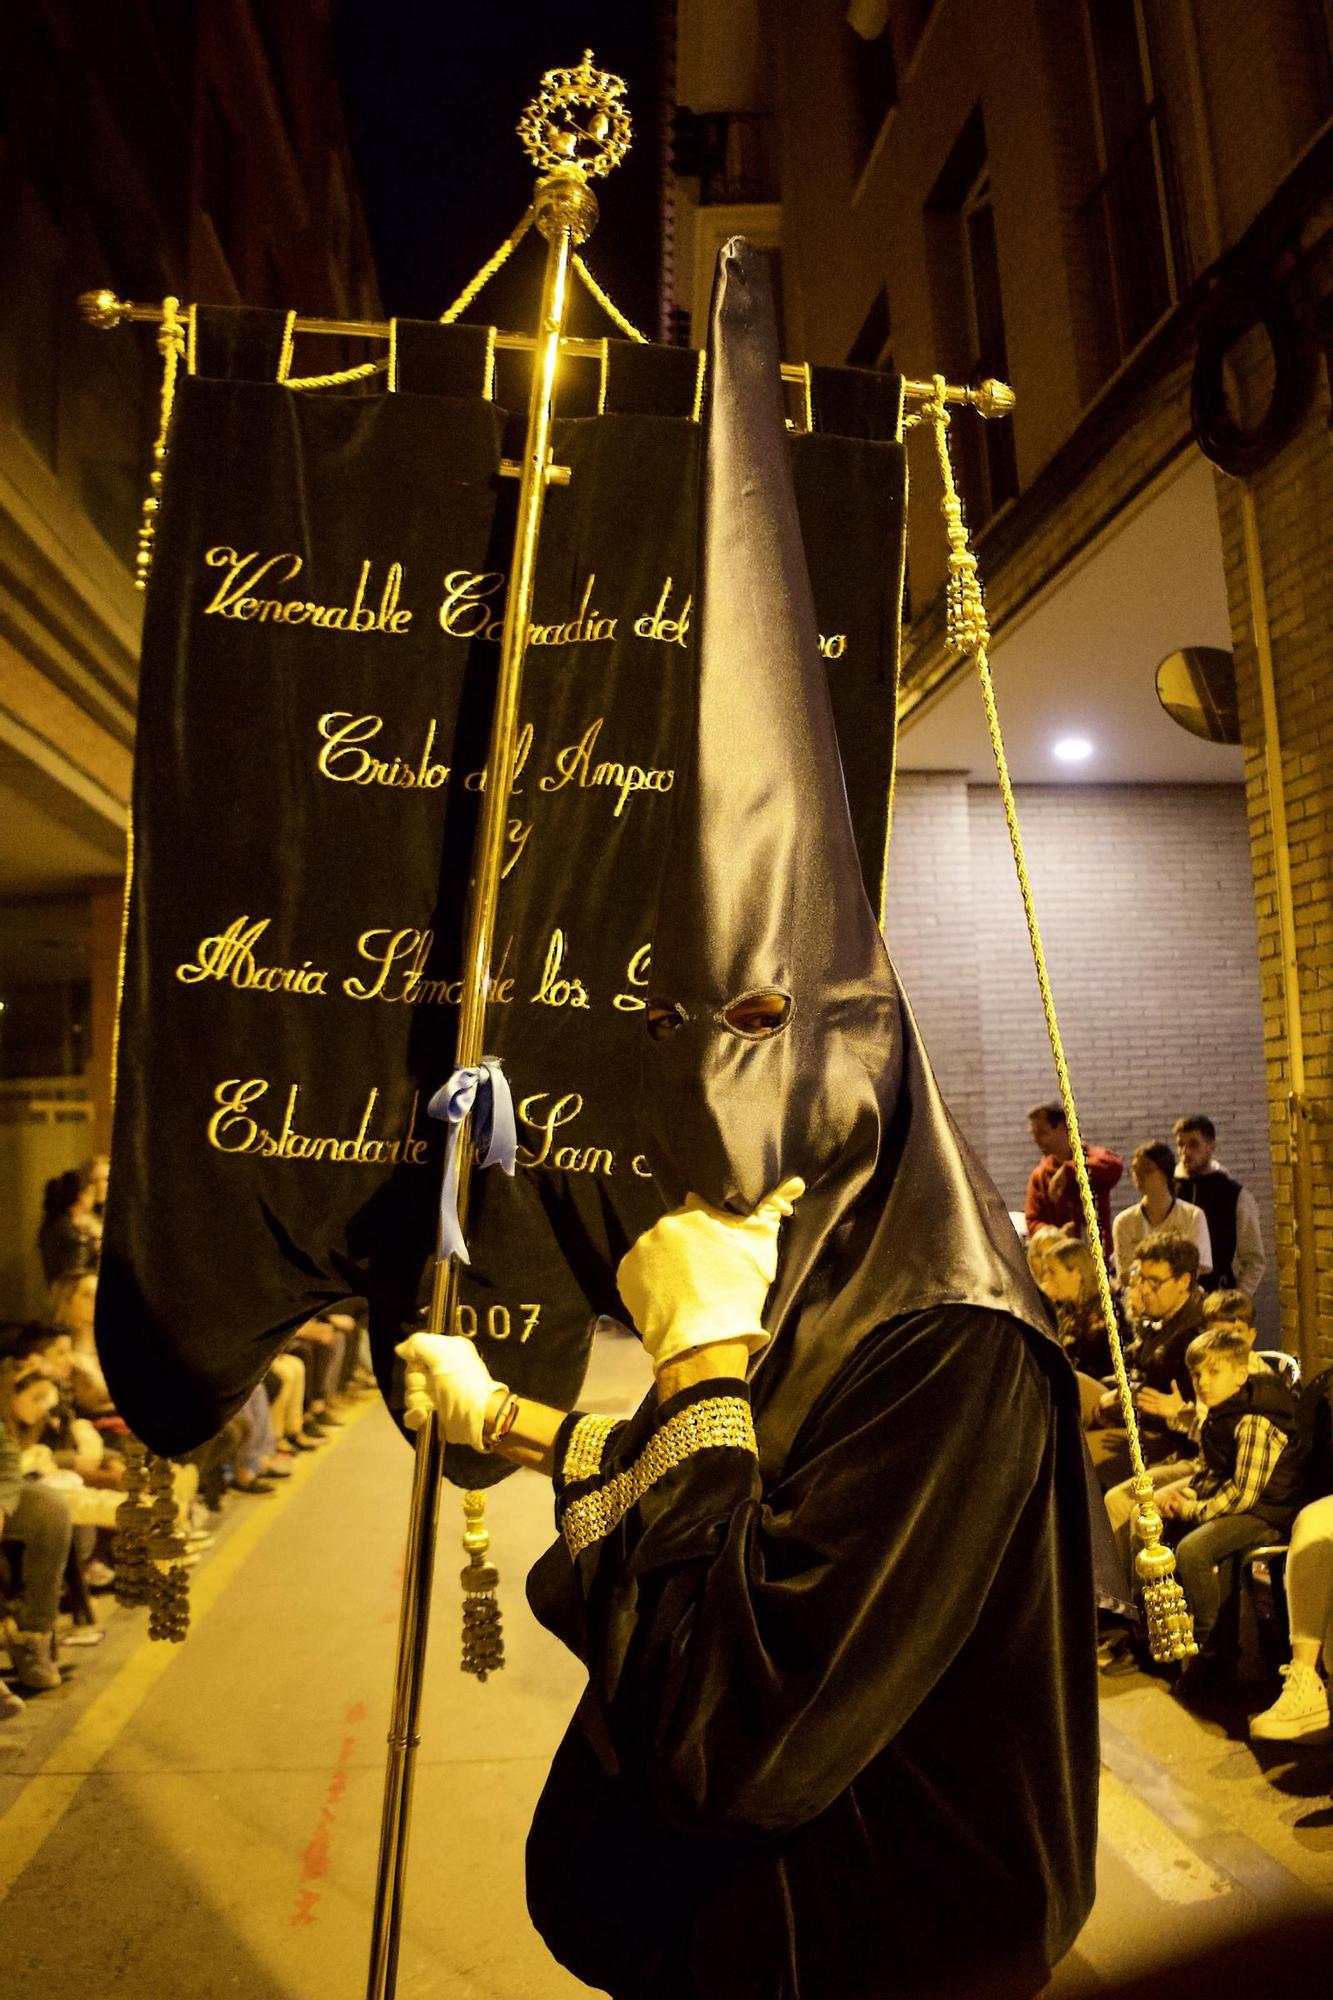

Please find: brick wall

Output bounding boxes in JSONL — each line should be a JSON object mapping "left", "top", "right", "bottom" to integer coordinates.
{"left": 763, "top": 0, "right": 1333, "bottom": 1361}
{"left": 880, "top": 771, "right": 986, "bottom": 1143}
{"left": 1214, "top": 285, "right": 1333, "bottom": 1367}
{"left": 884, "top": 773, "right": 1278, "bottom": 1339}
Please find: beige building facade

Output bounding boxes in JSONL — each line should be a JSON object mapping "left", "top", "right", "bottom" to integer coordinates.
{"left": 0, "top": 1, "right": 378, "bottom": 1316}
{"left": 667, "top": 0, "right": 1333, "bottom": 1365}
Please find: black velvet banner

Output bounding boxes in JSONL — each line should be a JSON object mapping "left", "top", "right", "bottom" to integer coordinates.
{"left": 98, "top": 310, "right": 907, "bottom": 1476}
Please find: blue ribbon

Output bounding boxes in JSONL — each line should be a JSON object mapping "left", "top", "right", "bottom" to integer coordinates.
{"left": 427, "top": 1059, "right": 517, "bottom": 1264}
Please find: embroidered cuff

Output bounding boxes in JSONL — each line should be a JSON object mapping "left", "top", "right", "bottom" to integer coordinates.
{"left": 559, "top": 1391, "right": 757, "bottom": 1561}
{"left": 560, "top": 1412, "right": 622, "bottom": 1486}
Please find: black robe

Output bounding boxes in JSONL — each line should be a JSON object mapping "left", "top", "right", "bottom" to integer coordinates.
{"left": 526, "top": 1304, "right": 1100, "bottom": 2000}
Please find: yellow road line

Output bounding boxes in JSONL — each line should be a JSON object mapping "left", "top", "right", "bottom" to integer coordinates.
{"left": 0, "top": 1399, "right": 373, "bottom": 1898}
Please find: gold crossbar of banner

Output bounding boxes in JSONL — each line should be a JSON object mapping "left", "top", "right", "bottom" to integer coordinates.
{"left": 77, "top": 290, "right": 1016, "bottom": 420}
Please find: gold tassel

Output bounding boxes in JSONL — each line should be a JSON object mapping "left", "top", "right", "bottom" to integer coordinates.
{"left": 144, "top": 1451, "right": 190, "bottom": 1642}
{"left": 112, "top": 1436, "right": 154, "bottom": 1607}
{"left": 460, "top": 1490, "right": 504, "bottom": 1681}
{"left": 1131, "top": 1480, "right": 1199, "bottom": 1663}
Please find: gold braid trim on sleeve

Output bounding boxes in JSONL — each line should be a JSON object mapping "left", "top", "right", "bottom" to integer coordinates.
{"left": 561, "top": 1414, "right": 621, "bottom": 1485}
{"left": 560, "top": 1397, "right": 757, "bottom": 1560}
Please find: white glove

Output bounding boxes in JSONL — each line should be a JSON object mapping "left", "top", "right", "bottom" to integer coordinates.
{"left": 394, "top": 1333, "right": 504, "bottom": 1451}
{"left": 616, "top": 1177, "right": 805, "bottom": 1374}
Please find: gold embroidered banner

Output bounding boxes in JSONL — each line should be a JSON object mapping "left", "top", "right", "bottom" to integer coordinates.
{"left": 98, "top": 307, "right": 907, "bottom": 1476}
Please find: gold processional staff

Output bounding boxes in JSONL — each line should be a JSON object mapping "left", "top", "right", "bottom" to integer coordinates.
{"left": 80, "top": 50, "right": 1195, "bottom": 2000}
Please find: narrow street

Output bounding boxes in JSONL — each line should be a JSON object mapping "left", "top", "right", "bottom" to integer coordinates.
{"left": 4, "top": 1334, "right": 1331, "bottom": 1998}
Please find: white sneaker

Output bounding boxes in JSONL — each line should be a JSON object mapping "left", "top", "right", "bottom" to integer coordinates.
{"left": 1249, "top": 1661, "right": 1331, "bottom": 1740}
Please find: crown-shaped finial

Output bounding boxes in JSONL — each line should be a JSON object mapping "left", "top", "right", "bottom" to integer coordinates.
{"left": 517, "top": 50, "right": 631, "bottom": 181}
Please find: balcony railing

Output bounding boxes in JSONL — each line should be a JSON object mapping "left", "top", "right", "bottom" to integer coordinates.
{"left": 674, "top": 111, "right": 780, "bottom": 206}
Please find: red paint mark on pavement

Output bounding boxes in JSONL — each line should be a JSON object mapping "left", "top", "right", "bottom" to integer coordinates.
{"left": 289, "top": 1701, "right": 368, "bottom": 1927}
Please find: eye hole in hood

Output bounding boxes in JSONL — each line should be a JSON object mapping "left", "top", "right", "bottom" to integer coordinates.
{"left": 719, "top": 990, "right": 792, "bottom": 1039}
{"left": 646, "top": 998, "right": 689, "bottom": 1042}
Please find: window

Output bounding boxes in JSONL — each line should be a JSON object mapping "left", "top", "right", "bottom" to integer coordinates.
{"left": 701, "top": 114, "right": 779, "bottom": 205}
{"left": 926, "top": 112, "right": 1017, "bottom": 530}
{"left": 1079, "top": 0, "right": 1185, "bottom": 376}
{"left": 669, "top": 106, "right": 778, "bottom": 204}
{"left": 958, "top": 168, "right": 1018, "bottom": 523}
{"left": 844, "top": 2, "right": 897, "bottom": 164}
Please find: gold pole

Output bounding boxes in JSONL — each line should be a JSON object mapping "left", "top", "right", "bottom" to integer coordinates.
{"left": 365, "top": 52, "right": 621, "bottom": 2000}
{"left": 1240, "top": 482, "right": 1318, "bottom": 1373}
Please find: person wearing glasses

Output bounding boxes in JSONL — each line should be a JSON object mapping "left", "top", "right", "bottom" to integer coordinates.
{"left": 1087, "top": 1229, "right": 1206, "bottom": 1492}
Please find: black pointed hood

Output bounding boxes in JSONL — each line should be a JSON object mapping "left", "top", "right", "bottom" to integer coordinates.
{"left": 639, "top": 237, "right": 1054, "bottom": 1475}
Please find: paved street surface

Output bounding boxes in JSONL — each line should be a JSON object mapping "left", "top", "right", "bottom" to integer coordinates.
{"left": 3, "top": 1331, "right": 1331, "bottom": 1998}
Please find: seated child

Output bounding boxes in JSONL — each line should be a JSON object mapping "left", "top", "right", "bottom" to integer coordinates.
{"left": 1103, "top": 1291, "right": 1275, "bottom": 1562}
{"left": 1157, "top": 1323, "right": 1303, "bottom": 1682}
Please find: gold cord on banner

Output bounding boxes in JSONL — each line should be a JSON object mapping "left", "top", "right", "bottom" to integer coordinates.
{"left": 572, "top": 252, "right": 648, "bottom": 341}
{"left": 287, "top": 357, "right": 389, "bottom": 391}
{"left": 439, "top": 207, "right": 535, "bottom": 324}
{"left": 133, "top": 296, "right": 187, "bottom": 590}
{"left": 914, "top": 378, "right": 1195, "bottom": 1662}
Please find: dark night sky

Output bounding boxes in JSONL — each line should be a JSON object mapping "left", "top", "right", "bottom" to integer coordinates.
{"left": 332, "top": 2, "right": 664, "bottom": 338}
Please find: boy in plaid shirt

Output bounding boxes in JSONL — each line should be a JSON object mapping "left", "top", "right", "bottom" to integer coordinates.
{"left": 1157, "top": 1323, "right": 1302, "bottom": 1676}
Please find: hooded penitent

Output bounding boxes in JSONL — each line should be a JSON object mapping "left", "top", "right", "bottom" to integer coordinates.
{"left": 523, "top": 241, "right": 1107, "bottom": 2000}
{"left": 641, "top": 236, "right": 1058, "bottom": 1480}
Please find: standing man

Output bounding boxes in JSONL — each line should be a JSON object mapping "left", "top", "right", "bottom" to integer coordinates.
{"left": 1174, "top": 1113, "right": 1266, "bottom": 1296}
{"left": 1026, "top": 1102, "right": 1123, "bottom": 1257}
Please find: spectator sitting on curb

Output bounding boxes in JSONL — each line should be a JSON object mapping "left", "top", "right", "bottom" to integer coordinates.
{"left": 1099, "top": 1291, "right": 1277, "bottom": 1674}
{"left": 1, "top": 1355, "right": 75, "bottom": 1700}
{"left": 1087, "top": 1230, "right": 1206, "bottom": 1491}
{"left": 1158, "top": 1324, "right": 1302, "bottom": 1697}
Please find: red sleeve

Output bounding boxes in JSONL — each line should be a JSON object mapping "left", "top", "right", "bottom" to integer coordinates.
{"left": 1025, "top": 1163, "right": 1049, "bottom": 1233}
{"left": 1085, "top": 1149, "right": 1123, "bottom": 1190}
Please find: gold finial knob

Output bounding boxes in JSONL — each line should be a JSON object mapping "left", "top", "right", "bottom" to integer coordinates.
{"left": 79, "top": 288, "right": 128, "bottom": 328}
{"left": 971, "top": 378, "right": 1017, "bottom": 419}
{"left": 517, "top": 50, "right": 631, "bottom": 181}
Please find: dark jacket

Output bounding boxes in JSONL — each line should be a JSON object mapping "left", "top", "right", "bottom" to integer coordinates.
{"left": 526, "top": 1306, "right": 1099, "bottom": 2000}
{"left": 37, "top": 1213, "right": 96, "bottom": 1284}
{"left": 1056, "top": 1297, "right": 1118, "bottom": 1378}
{"left": 1198, "top": 1372, "right": 1302, "bottom": 1528}
{"left": 1132, "top": 1288, "right": 1206, "bottom": 1461}
{"left": 1175, "top": 1170, "right": 1242, "bottom": 1290}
